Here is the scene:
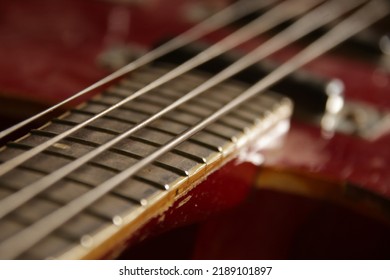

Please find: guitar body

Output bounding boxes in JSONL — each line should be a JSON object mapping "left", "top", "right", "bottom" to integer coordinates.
{"left": 1, "top": 0, "right": 390, "bottom": 259}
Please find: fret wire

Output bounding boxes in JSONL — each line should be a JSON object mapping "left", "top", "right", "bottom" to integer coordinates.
{"left": 0, "top": 0, "right": 276, "bottom": 140}
{"left": 0, "top": 0, "right": 337, "bottom": 220}
{"left": 0, "top": 0, "right": 319, "bottom": 178}
{"left": 1, "top": 0, "right": 387, "bottom": 260}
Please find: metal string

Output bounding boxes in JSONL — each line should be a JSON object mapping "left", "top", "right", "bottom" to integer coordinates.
{"left": 0, "top": 0, "right": 276, "bottom": 140}
{"left": 0, "top": 0, "right": 387, "bottom": 260}
{"left": 0, "top": 0, "right": 363, "bottom": 221}
{"left": 0, "top": 0, "right": 321, "bottom": 177}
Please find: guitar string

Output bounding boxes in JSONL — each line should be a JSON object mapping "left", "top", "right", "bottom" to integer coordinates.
{"left": 0, "top": 0, "right": 364, "bottom": 221}
{"left": 0, "top": 0, "right": 276, "bottom": 140}
{"left": 0, "top": 0, "right": 322, "bottom": 177}
{"left": 1, "top": 0, "right": 387, "bottom": 260}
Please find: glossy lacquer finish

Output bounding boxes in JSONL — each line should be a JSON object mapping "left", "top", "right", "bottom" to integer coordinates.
{"left": 1, "top": 0, "right": 390, "bottom": 259}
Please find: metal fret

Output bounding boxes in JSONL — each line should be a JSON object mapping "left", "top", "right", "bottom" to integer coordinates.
{"left": 0, "top": 65, "right": 291, "bottom": 259}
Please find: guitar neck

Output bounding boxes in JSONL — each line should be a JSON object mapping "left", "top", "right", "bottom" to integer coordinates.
{"left": 0, "top": 64, "right": 292, "bottom": 259}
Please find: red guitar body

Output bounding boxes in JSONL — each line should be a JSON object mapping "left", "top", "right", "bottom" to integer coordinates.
{"left": 1, "top": 0, "right": 390, "bottom": 259}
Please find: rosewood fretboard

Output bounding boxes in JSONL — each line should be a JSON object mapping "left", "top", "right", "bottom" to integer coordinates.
{"left": 0, "top": 64, "right": 292, "bottom": 259}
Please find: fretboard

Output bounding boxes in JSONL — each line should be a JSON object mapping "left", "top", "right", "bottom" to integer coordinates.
{"left": 0, "top": 64, "right": 292, "bottom": 259}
